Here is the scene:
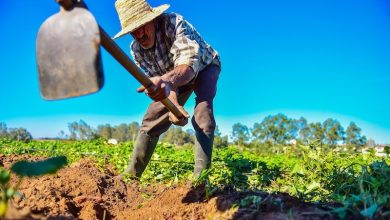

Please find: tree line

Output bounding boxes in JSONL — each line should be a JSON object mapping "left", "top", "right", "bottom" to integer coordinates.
{"left": 231, "top": 113, "right": 368, "bottom": 149}
{"left": 0, "top": 122, "right": 32, "bottom": 141}
{"left": 0, "top": 114, "right": 372, "bottom": 149}
{"left": 62, "top": 120, "right": 202, "bottom": 146}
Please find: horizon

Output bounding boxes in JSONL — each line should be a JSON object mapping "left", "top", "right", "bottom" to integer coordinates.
{"left": 1, "top": 0, "right": 389, "bottom": 144}
{"left": 4, "top": 110, "right": 390, "bottom": 145}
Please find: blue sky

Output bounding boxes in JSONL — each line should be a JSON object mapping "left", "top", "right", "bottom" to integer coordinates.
{"left": 0, "top": 0, "right": 389, "bottom": 143}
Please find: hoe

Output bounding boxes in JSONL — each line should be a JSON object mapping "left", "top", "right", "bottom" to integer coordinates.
{"left": 36, "top": 0, "right": 186, "bottom": 121}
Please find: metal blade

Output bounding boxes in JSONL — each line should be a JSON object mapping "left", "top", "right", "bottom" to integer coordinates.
{"left": 36, "top": 7, "right": 103, "bottom": 100}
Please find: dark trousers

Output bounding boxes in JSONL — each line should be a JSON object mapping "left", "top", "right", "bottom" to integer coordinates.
{"left": 126, "top": 64, "right": 221, "bottom": 177}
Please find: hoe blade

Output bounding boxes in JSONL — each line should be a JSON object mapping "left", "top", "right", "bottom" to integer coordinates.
{"left": 36, "top": 7, "right": 103, "bottom": 100}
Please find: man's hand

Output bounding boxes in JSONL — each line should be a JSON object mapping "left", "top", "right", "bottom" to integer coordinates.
{"left": 137, "top": 65, "right": 194, "bottom": 126}
{"left": 137, "top": 76, "right": 189, "bottom": 126}
{"left": 169, "top": 105, "right": 190, "bottom": 126}
{"left": 137, "top": 76, "right": 170, "bottom": 101}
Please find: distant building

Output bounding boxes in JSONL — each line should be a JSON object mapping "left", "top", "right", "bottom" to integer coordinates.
{"left": 361, "top": 146, "right": 386, "bottom": 157}
{"left": 289, "top": 139, "right": 297, "bottom": 146}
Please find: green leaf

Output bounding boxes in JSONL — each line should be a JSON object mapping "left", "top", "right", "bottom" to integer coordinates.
{"left": 5, "top": 188, "right": 15, "bottom": 199}
{"left": 0, "top": 169, "right": 10, "bottom": 184}
{"left": 291, "top": 164, "right": 305, "bottom": 176}
{"left": 11, "top": 156, "right": 68, "bottom": 177}
{"left": 305, "top": 181, "right": 320, "bottom": 194}
{"left": 360, "top": 204, "right": 378, "bottom": 218}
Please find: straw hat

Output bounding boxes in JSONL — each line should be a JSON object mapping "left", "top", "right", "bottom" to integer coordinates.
{"left": 113, "top": 0, "right": 170, "bottom": 39}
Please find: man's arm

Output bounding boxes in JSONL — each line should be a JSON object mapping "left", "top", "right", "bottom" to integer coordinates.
{"left": 136, "top": 64, "right": 194, "bottom": 103}
{"left": 161, "top": 64, "right": 195, "bottom": 99}
{"left": 162, "top": 64, "right": 195, "bottom": 89}
{"left": 163, "top": 65, "right": 194, "bottom": 125}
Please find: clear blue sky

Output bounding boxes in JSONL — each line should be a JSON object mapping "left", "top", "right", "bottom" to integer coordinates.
{"left": 1, "top": 0, "right": 389, "bottom": 143}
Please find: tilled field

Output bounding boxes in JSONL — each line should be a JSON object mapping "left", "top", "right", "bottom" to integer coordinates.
{"left": 1, "top": 155, "right": 336, "bottom": 220}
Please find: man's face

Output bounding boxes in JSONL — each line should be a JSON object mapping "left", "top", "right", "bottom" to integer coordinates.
{"left": 131, "top": 21, "right": 156, "bottom": 49}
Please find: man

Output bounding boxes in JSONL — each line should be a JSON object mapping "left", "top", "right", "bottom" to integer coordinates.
{"left": 113, "top": 0, "right": 221, "bottom": 178}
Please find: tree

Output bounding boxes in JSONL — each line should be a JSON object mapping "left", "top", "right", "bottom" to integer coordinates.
{"left": 97, "top": 122, "right": 139, "bottom": 142}
{"left": 7, "top": 128, "right": 32, "bottom": 142}
{"left": 367, "top": 138, "right": 376, "bottom": 148}
{"left": 286, "top": 118, "right": 298, "bottom": 141}
{"left": 0, "top": 122, "right": 8, "bottom": 138}
{"left": 345, "top": 122, "right": 367, "bottom": 148}
{"left": 97, "top": 124, "right": 113, "bottom": 139}
{"left": 308, "top": 122, "right": 325, "bottom": 144}
{"left": 112, "top": 123, "right": 129, "bottom": 142}
{"left": 323, "top": 118, "right": 345, "bottom": 147}
{"left": 127, "top": 122, "right": 140, "bottom": 142}
{"left": 78, "top": 120, "right": 96, "bottom": 140}
{"left": 0, "top": 122, "right": 32, "bottom": 141}
{"left": 68, "top": 122, "right": 78, "bottom": 140}
{"left": 57, "top": 130, "right": 67, "bottom": 139}
{"left": 67, "top": 120, "right": 97, "bottom": 140}
{"left": 384, "top": 146, "right": 390, "bottom": 157}
{"left": 295, "top": 117, "right": 310, "bottom": 144}
{"left": 161, "top": 126, "right": 194, "bottom": 146}
{"left": 231, "top": 123, "right": 250, "bottom": 146}
{"left": 214, "top": 126, "right": 228, "bottom": 148}
{"left": 251, "top": 114, "right": 292, "bottom": 145}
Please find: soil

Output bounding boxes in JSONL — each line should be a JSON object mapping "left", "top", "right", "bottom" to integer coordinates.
{"left": 0, "top": 154, "right": 337, "bottom": 220}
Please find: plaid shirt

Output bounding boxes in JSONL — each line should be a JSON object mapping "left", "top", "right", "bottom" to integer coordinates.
{"left": 130, "top": 13, "right": 220, "bottom": 77}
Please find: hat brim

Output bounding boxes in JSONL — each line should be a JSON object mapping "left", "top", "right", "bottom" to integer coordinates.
{"left": 113, "top": 4, "right": 170, "bottom": 40}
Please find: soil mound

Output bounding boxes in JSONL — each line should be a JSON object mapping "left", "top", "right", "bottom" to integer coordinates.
{"left": 2, "top": 155, "right": 137, "bottom": 219}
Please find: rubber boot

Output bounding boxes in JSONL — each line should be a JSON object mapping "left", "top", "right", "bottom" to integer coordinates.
{"left": 193, "top": 132, "right": 214, "bottom": 178}
{"left": 124, "top": 132, "right": 159, "bottom": 178}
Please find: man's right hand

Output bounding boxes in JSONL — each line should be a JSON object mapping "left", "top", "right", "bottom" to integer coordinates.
{"left": 137, "top": 76, "right": 170, "bottom": 102}
{"left": 169, "top": 105, "right": 190, "bottom": 126}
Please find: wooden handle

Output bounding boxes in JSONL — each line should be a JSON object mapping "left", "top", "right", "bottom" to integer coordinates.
{"left": 99, "top": 28, "right": 186, "bottom": 120}
{"left": 54, "top": 0, "right": 185, "bottom": 121}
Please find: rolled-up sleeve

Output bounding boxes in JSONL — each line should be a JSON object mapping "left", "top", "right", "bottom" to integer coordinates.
{"left": 169, "top": 15, "right": 201, "bottom": 73}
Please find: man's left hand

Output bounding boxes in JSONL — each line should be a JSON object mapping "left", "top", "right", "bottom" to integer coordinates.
{"left": 137, "top": 76, "right": 170, "bottom": 102}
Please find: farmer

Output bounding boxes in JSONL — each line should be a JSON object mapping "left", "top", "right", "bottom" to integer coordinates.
{"left": 113, "top": 0, "right": 221, "bottom": 178}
